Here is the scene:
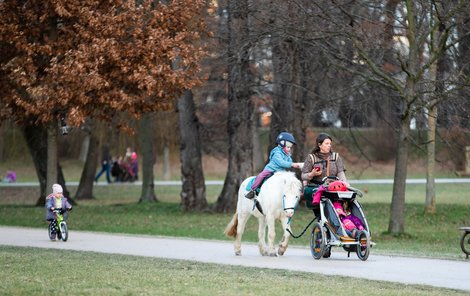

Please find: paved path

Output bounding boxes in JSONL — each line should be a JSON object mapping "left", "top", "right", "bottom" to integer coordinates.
{"left": 1, "top": 226, "right": 469, "bottom": 291}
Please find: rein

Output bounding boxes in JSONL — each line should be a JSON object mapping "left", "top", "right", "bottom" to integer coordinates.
{"left": 286, "top": 216, "right": 318, "bottom": 239}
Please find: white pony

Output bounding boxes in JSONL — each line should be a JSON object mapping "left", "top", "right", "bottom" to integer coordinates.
{"left": 224, "top": 171, "right": 303, "bottom": 256}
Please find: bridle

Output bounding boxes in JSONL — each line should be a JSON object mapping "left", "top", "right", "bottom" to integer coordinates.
{"left": 282, "top": 194, "right": 299, "bottom": 212}
{"left": 283, "top": 193, "right": 300, "bottom": 224}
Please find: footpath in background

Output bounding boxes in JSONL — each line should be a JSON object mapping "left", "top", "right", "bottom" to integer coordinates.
{"left": 2, "top": 178, "right": 470, "bottom": 187}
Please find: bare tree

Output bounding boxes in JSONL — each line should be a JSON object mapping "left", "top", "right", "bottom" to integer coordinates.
{"left": 213, "top": 0, "right": 255, "bottom": 213}
{"left": 178, "top": 90, "right": 208, "bottom": 211}
{"left": 260, "top": 0, "right": 470, "bottom": 233}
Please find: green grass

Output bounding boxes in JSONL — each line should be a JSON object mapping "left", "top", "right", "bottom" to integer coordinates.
{"left": 1, "top": 246, "right": 467, "bottom": 296}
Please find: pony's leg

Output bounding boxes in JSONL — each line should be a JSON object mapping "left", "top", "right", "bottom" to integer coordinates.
{"left": 257, "top": 216, "right": 268, "bottom": 256}
{"left": 266, "top": 214, "right": 277, "bottom": 256}
{"left": 278, "top": 216, "right": 291, "bottom": 256}
{"left": 234, "top": 212, "right": 250, "bottom": 256}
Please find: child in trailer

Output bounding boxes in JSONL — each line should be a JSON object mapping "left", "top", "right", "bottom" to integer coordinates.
{"left": 333, "top": 200, "right": 364, "bottom": 238}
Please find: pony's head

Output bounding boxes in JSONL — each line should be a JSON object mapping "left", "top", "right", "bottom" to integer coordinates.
{"left": 281, "top": 172, "right": 302, "bottom": 218}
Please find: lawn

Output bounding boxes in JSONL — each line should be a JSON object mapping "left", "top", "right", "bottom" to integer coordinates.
{"left": 2, "top": 246, "right": 467, "bottom": 296}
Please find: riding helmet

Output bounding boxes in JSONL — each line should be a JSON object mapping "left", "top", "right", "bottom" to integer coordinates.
{"left": 276, "top": 132, "right": 296, "bottom": 147}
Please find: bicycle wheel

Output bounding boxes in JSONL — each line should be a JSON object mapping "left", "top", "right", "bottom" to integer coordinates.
{"left": 59, "top": 222, "right": 68, "bottom": 242}
{"left": 356, "top": 230, "right": 370, "bottom": 261}
{"left": 48, "top": 223, "right": 55, "bottom": 240}
{"left": 460, "top": 231, "right": 470, "bottom": 256}
{"left": 310, "top": 222, "right": 326, "bottom": 260}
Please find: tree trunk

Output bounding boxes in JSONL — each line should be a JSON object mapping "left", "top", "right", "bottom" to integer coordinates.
{"left": 379, "top": 0, "right": 402, "bottom": 130}
{"left": 293, "top": 46, "right": 309, "bottom": 161}
{"left": 46, "top": 120, "right": 58, "bottom": 195}
{"left": 270, "top": 35, "right": 306, "bottom": 162}
{"left": 23, "top": 124, "right": 47, "bottom": 204}
{"left": 23, "top": 123, "right": 70, "bottom": 206}
{"left": 388, "top": 0, "right": 420, "bottom": 235}
{"left": 457, "top": 7, "right": 470, "bottom": 127}
{"left": 424, "top": 14, "right": 442, "bottom": 214}
{"left": 213, "top": 0, "right": 254, "bottom": 213}
{"left": 139, "top": 113, "right": 157, "bottom": 202}
{"left": 268, "top": 1, "right": 295, "bottom": 151}
{"left": 75, "top": 122, "right": 99, "bottom": 200}
{"left": 388, "top": 114, "right": 411, "bottom": 234}
{"left": 270, "top": 39, "right": 294, "bottom": 154}
{"left": 425, "top": 103, "right": 437, "bottom": 213}
{"left": 253, "top": 124, "right": 264, "bottom": 172}
{"left": 0, "top": 124, "right": 4, "bottom": 162}
{"left": 79, "top": 134, "right": 90, "bottom": 163}
{"left": 178, "top": 90, "right": 207, "bottom": 211}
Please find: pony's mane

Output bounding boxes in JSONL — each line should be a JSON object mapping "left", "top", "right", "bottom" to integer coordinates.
{"left": 273, "top": 171, "right": 302, "bottom": 194}
{"left": 273, "top": 171, "right": 297, "bottom": 178}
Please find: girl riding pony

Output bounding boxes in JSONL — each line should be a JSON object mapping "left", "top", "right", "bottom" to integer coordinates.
{"left": 245, "top": 132, "right": 301, "bottom": 199}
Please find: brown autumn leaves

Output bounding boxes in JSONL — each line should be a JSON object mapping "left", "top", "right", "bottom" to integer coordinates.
{"left": 0, "top": 0, "right": 209, "bottom": 128}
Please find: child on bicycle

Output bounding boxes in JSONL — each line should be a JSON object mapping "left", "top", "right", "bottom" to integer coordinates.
{"left": 45, "top": 184, "right": 72, "bottom": 240}
{"left": 245, "top": 132, "right": 302, "bottom": 199}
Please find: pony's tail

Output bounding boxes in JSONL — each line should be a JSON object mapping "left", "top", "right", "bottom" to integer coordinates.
{"left": 224, "top": 213, "right": 238, "bottom": 238}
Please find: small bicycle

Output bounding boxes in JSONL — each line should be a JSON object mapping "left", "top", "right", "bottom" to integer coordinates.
{"left": 48, "top": 208, "right": 70, "bottom": 242}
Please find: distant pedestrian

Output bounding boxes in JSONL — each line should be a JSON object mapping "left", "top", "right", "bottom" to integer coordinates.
{"left": 95, "top": 145, "right": 112, "bottom": 183}
{"left": 2, "top": 169, "right": 16, "bottom": 183}
{"left": 129, "top": 152, "right": 138, "bottom": 181}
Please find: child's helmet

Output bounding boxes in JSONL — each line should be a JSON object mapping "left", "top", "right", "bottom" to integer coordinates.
{"left": 276, "top": 132, "right": 296, "bottom": 147}
{"left": 52, "top": 184, "right": 63, "bottom": 194}
{"left": 327, "top": 180, "right": 347, "bottom": 192}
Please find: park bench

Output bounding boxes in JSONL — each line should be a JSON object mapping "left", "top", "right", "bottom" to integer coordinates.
{"left": 459, "top": 227, "right": 470, "bottom": 259}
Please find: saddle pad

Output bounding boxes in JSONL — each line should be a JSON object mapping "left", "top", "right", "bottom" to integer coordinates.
{"left": 245, "top": 177, "right": 256, "bottom": 191}
{"left": 245, "top": 175, "right": 270, "bottom": 193}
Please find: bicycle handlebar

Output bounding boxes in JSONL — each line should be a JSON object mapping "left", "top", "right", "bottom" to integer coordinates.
{"left": 51, "top": 208, "right": 71, "bottom": 214}
{"left": 320, "top": 176, "right": 364, "bottom": 197}
{"left": 321, "top": 176, "right": 340, "bottom": 183}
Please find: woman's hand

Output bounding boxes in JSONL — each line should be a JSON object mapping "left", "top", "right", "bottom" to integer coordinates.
{"left": 311, "top": 167, "right": 322, "bottom": 176}
{"left": 307, "top": 168, "right": 321, "bottom": 179}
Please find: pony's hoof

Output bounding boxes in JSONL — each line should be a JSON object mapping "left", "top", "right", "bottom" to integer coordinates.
{"left": 278, "top": 244, "right": 288, "bottom": 256}
{"left": 269, "top": 251, "right": 277, "bottom": 257}
{"left": 259, "top": 246, "right": 268, "bottom": 256}
{"left": 235, "top": 251, "right": 241, "bottom": 256}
